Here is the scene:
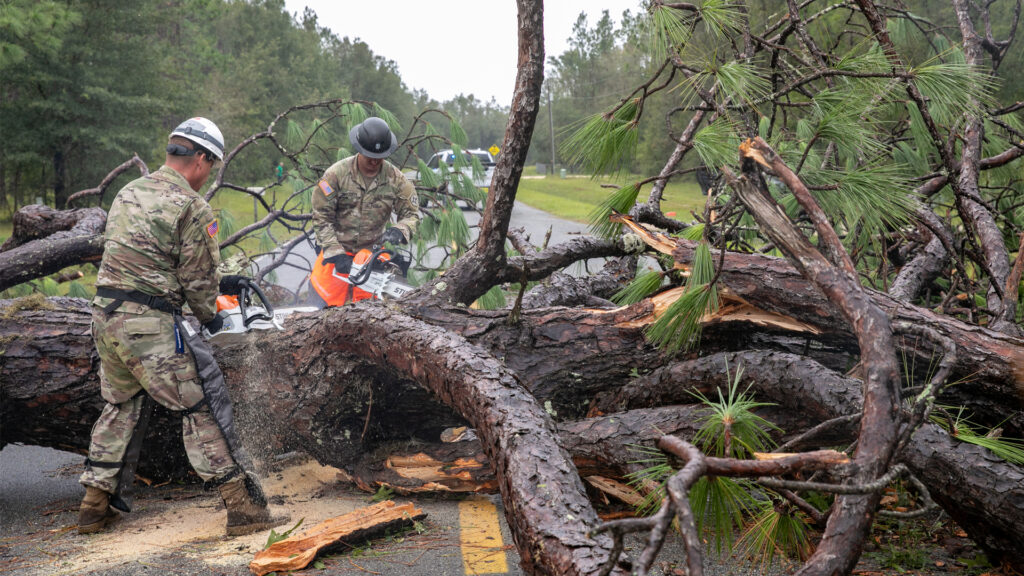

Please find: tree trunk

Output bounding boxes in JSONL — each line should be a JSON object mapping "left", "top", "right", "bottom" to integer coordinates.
{"left": 0, "top": 234, "right": 105, "bottom": 292}
{"left": 407, "top": 0, "right": 545, "bottom": 307}
{"left": 0, "top": 205, "right": 106, "bottom": 291}
{"left": 1, "top": 205, "right": 106, "bottom": 251}
{"left": 5, "top": 297, "right": 1024, "bottom": 571}
{"left": 729, "top": 144, "right": 901, "bottom": 576}
{"left": 1, "top": 297, "right": 623, "bottom": 576}
{"left": 667, "top": 237, "right": 1024, "bottom": 433}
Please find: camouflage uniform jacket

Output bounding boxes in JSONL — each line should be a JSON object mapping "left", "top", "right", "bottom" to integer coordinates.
{"left": 311, "top": 156, "right": 420, "bottom": 258}
{"left": 92, "top": 165, "right": 221, "bottom": 324}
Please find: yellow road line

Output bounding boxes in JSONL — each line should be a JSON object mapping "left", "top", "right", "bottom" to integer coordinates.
{"left": 458, "top": 496, "right": 509, "bottom": 575}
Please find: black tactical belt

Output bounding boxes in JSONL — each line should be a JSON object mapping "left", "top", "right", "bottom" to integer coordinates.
{"left": 96, "top": 287, "right": 181, "bottom": 315}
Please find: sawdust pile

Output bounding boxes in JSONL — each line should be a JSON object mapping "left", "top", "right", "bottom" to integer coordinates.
{"left": 56, "top": 458, "right": 361, "bottom": 575}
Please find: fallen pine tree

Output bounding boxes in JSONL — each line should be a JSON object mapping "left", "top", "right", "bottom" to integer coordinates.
{"left": 4, "top": 282, "right": 1024, "bottom": 571}
{"left": 5, "top": 1, "right": 1024, "bottom": 574}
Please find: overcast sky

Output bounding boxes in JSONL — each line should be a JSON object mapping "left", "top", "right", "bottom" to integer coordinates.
{"left": 283, "top": 1, "right": 644, "bottom": 107}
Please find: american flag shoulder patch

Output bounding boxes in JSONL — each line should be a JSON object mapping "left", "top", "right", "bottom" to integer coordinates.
{"left": 318, "top": 179, "right": 334, "bottom": 196}
{"left": 206, "top": 219, "right": 219, "bottom": 238}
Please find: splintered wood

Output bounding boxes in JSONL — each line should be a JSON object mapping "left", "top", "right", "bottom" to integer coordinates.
{"left": 248, "top": 500, "right": 425, "bottom": 576}
{"left": 585, "top": 475, "right": 645, "bottom": 507}
{"left": 603, "top": 213, "right": 819, "bottom": 334}
{"left": 384, "top": 452, "right": 498, "bottom": 493}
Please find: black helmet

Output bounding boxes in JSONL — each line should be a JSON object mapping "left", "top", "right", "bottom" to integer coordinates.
{"left": 349, "top": 117, "right": 398, "bottom": 159}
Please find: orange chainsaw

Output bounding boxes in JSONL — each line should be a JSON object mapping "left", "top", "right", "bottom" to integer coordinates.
{"left": 204, "top": 247, "right": 412, "bottom": 340}
{"left": 308, "top": 246, "right": 413, "bottom": 307}
{"left": 203, "top": 278, "right": 307, "bottom": 339}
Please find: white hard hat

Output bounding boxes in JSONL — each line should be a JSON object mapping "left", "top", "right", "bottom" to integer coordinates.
{"left": 170, "top": 117, "right": 225, "bottom": 160}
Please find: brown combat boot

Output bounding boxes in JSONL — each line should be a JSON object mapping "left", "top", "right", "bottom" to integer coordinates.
{"left": 78, "top": 486, "right": 120, "bottom": 534}
{"left": 218, "top": 477, "right": 289, "bottom": 537}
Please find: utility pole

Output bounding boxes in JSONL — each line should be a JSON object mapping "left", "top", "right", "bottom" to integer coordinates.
{"left": 547, "top": 88, "right": 556, "bottom": 174}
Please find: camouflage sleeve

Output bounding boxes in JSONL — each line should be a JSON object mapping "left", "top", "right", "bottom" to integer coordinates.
{"left": 177, "top": 198, "right": 221, "bottom": 324}
{"left": 392, "top": 173, "right": 420, "bottom": 241}
{"left": 311, "top": 168, "right": 347, "bottom": 258}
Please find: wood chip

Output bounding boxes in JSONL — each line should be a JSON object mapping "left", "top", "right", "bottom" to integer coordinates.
{"left": 248, "top": 500, "right": 425, "bottom": 576}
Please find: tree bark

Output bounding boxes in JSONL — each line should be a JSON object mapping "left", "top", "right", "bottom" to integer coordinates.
{"left": 1, "top": 205, "right": 105, "bottom": 251}
{"left": 407, "top": 0, "right": 545, "bottom": 307}
{"left": 0, "top": 205, "right": 106, "bottom": 291}
{"left": 0, "top": 234, "right": 105, "bottom": 292}
{"left": 888, "top": 206, "right": 951, "bottom": 303}
{"left": 408, "top": 300, "right": 666, "bottom": 418}
{"left": 515, "top": 246, "right": 637, "bottom": 309}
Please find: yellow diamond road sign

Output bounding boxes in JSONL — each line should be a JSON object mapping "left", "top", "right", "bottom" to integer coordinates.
{"left": 488, "top": 145, "right": 500, "bottom": 157}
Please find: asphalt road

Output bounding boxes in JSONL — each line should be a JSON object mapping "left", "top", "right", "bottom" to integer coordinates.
{"left": 0, "top": 444, "right": 763, "bottom": 576}
{"left": 0, "top": 444, "right": 530, "bottom": 576}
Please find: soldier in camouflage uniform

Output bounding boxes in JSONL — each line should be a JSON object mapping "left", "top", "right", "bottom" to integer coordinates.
{"left": 79, "top": 117, "right": 287, "bottom": 537}
{"left": 311, "top": 117, "right": 420, "bottom": 274}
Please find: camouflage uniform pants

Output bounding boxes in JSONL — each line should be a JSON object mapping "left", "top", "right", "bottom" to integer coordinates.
{"left": 79, "top": 307, "right": 237, "bottom": 493}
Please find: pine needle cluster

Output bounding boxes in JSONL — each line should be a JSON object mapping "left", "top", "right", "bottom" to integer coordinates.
{"left": 645, "top": 240, "right": 718, "bottom": 354}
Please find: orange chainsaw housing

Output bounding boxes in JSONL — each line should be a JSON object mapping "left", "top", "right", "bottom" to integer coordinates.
{"left": 216, "top": 294, "right": 239, "bottom": 312}
{"left": 310, "top": 249, "right": 391, "bottom": 306}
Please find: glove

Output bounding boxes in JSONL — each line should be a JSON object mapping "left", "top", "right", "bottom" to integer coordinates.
{"left": 219, "top": 274, "right": 249, "bottom": 296}
{"left": 381, "top": 227, "right": 406, "bottom": 245}
{"left": 324, "top": 253, "right": 353, "bottom": 274}
{"left": 203, "top": 314, "right": 224, "bottom": 335}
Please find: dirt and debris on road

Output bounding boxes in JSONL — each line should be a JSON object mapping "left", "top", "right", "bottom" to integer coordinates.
{"left": 0, "top": 444, "right": 1001, "bottom": 576}
{"left": 0, "top": 447, "right": 502, "bottom": 576}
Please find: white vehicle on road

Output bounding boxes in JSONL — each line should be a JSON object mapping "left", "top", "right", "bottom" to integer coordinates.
{"left": 426, "top": 148, "right": 495, "bottom": 189}
{"left": 416, "top": 148, "right": 496, "bottom": 207}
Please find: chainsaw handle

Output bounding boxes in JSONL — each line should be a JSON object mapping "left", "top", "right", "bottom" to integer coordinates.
{"left": 238, "top": 279, "right": 274, "bottom": 327}
{"left": 348, "top": 247, "right": 388, "bottom": 286}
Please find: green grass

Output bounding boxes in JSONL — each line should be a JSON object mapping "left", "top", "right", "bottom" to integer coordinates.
{"left": 515, "top": 172, "right": 706, "bottom": 223}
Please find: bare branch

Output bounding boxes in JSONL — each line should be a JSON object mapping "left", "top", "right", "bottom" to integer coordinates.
{"left": 64, "top": 153, "right": 149, "bottom": 207}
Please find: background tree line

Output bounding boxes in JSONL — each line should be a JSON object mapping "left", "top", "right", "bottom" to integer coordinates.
{"left": 0, "top": 0, "right": 508, "bottom": 214}
{"left": 3, "top": 0, "right": 1023, "bottom": 212}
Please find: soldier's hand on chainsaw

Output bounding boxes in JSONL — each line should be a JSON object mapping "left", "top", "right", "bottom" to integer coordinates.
{"left": 324, "top": 253, "right": 353, "bottom": 274}
{"left": 381, "top": 227, "right": 406, "bottom": 245}
{"left": 203, "top": 314, "right": 225, "bottom": 335}
{"left": 218, "top": 275, "right": 250, "bottom": 296}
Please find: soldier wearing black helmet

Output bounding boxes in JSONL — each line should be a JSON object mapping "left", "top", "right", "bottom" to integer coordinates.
{"left": 311, "top": 117, "right": 421, "bottom": 274}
